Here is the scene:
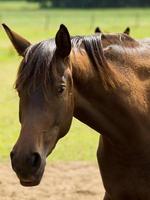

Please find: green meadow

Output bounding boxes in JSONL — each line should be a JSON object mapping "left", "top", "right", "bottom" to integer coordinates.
{"left": 0, "top": 1, "right": 150, "bottom": 162}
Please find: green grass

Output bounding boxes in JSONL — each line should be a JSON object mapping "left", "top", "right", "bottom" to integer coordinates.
{"left": 0, "top": 1, "right": 150, "bottom": 162}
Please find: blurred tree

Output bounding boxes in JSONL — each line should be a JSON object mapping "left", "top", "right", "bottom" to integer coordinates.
{"left": 26, "top": 0, "right": 150, "bottom": 8}
{"left": 51, "top": 0, "right": 150, "bottom": 7}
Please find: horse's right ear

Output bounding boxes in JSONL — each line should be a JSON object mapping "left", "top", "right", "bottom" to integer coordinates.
{"left": 124, "top": 27, "right": 130, "bottom": 35}
{"left": 2, "top": 24, "right": 31, "bottom": 56}
{"left": 55, "top": 24, "right": 71, "bottom": 58}
{"left": 95, "top": 27, "right": 102, "bottom": 33}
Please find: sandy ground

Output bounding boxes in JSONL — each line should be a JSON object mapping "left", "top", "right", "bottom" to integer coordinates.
{"left": 0, "top": 162, "right": 105, "bottom": 200}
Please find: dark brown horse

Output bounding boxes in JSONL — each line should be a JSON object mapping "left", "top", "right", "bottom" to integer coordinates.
{"left": 95, "top": 26, "right": 130, "bottom": 35}
{"left": 3, "top": 24, "right": 150, "bottom": 200}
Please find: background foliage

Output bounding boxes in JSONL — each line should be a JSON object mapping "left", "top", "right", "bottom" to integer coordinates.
{"left": 26, "top": 0, "right": 150, "bottom": 8}
{"left": 1, "top": 0, "right": 150, "bottom": 8}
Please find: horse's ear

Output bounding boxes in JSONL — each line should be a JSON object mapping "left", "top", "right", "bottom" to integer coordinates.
{"left": 55, "top": 24, "right": 71, "bottom": 58}
{"left": 124, "top": 27, "right": 130, "bottom": 35}
{"left": 2, "top": 23, "right": 31, "bottom": 56}
{"left": 95, "top": 27, "right": 102, "bottom": 33}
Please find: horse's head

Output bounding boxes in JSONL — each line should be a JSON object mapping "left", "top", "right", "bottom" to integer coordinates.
{"left": 94, "top": 26, "right": 130, "bottom": 35}
{"left": 3, "top": 24, "right": 74, "bottom": 186}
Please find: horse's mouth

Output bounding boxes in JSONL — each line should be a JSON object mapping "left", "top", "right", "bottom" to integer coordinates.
{"left": 18, "top": 167, "right": 45, "bottom": 187}
{"left": 20, "top": 179, "right": 41, "bottom": 187}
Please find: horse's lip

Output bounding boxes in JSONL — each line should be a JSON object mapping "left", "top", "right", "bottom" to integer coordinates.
{"left": 20, "top": 179, "right": 40, "bottom": 187}
{"left": 19, "top": 171, "right": 44, "bottom": 187}
{"left": 19, "top": 167, "right": 45, "bottom": 187}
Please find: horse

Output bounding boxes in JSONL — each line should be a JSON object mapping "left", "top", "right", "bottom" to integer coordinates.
{"left": 95, "top": 26, "right": 130, "bottom": 35}
{"left": 2, "top": 23, "right": 150, "bottom": 200}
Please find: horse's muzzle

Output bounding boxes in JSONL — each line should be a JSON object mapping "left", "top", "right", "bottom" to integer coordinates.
{"left": 10, "top": 150, "right": 45, "bottom": 187}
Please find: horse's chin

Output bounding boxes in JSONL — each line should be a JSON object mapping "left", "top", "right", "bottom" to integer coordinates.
{"left": 20, "top": 179, "right": 41, "bottom": 187}
{"left": 19, "top": 166, "right": 45, "bottom": 187}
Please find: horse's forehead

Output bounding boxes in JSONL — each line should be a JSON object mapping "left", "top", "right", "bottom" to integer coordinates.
{"left": 24, "top": 40, "right": 56, "bottom": 65}
{"left": 102, "top": 33, "right": 138, "bottom": 48}
{"left": 40, "top": 40, "right": 55, "bottom": 55}
{"left": 102, "top": 33, "right": 120, "bottom": 42}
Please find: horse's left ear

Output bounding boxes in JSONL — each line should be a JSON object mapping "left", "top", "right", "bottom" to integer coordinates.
{"left": 55, "top": 24, "right": 71, "bottom": 58}
{"left": 95, "top": 27, "right": 102, "bottom": 33}
{"left": 2, "top": 23, "right": 31, "bottom": 56}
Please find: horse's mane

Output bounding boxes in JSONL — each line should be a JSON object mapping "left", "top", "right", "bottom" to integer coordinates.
{"left": 15, "top": 33, "right": 139, "bottom": 95}
{"left": 71, "top": 34, "right": 139, "bottom": 88}
{"left": 15, "top": 39, "right": 56, "bottom": 94}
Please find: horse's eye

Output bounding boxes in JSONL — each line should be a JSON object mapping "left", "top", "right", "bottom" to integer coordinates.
{"left": 57, "top": 84, "right": 66, "bottom": 94}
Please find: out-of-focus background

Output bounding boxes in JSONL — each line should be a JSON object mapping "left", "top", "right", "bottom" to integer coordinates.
{"left": 0, "top": 1, "right": 150, "bottom": 199}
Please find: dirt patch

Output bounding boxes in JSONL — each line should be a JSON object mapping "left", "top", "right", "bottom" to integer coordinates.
{"left": 0, "top": 162, "right": 105, "bottom": 200}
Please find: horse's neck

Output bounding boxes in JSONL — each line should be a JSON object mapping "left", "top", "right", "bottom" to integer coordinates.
{"left": 70, "top": 50, "right": 105, "bottom": 133}
{"left": 71, "top": 50, "right": 121, "bottom": 138}
{"left": 71, "top": 48, "right": 150, "bottom": 147}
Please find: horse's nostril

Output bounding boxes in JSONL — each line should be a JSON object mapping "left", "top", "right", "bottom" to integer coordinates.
{"left": 31, "top": 152, "right": 41, "bottom": 169}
